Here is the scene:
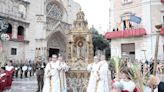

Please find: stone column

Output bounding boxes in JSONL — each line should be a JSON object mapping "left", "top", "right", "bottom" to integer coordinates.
{"left": 42, "top": 39, "right": 47, "bottom": 61}
{"left": 12, "top": 24, "right": 18, "bottom": 39}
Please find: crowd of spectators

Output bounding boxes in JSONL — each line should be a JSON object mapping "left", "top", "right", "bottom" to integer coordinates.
{"left": 0, "top": 60, "right": 37, "bottom": 92}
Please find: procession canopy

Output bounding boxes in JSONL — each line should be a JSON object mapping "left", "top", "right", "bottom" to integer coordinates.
{"left": 66, "top": 9, "right": 93, "bottom": 92}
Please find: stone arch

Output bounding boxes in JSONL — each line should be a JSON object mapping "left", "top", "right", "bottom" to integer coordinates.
{"left": 47, "top": 30, "right": 66, "bottom": 58}
{"left": 46, "top": 23, "right": 67, "bottom": 41}
{"left": 17, "top": 26, "right": 24, "bottom": 36}
{"left": 6, "top": 23, "right": 12, "bottom": 34}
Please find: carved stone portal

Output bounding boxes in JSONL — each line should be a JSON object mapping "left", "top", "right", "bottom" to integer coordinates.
{"left": 66, "top": 10, "right": 93, "bottom": 92}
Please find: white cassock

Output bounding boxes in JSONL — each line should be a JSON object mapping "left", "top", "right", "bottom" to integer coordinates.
{"left": 58, "top": 61, "right": 69, "bottom": 92}
{"left": 114, "top": 79, "right": 136, "bottom": 92}
{"left": 42, "top": 61, "right": 61, "bottom": 92}
{"left": 5, "top": 66, "right": 14, "bottom": 71}
{"left": 96, "top": 60, "right": 109, "bottom": 92}
{"left": 87, "top": 62, "right": 98, "bottom": 92}
{"left": 120, "top": 79, "right": 135, "bottom": 92}
{"left": 22, "top": 65, "right": 28, "bottom": 72}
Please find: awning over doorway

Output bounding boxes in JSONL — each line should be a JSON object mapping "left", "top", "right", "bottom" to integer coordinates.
{"left": 160, "top": 27, "right": 164, "bottom": 35}
{"left": 105, "top": 28, "right": 146, "bottom": 40}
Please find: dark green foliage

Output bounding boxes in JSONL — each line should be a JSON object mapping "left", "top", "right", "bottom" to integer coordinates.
{"left": 90, "top": 26, "right": 110, "bottom": 56}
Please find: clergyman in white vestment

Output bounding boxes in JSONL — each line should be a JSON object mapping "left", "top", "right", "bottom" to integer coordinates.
{"left": 96, "top": 55, "right": 110, "bottom": 92}
{"left": 42, "top": 54, "right": 61, "bottom": 92}
{"left": 57, "top": 55, "right": 69, "bottom": 92}
{"left": 87, "top": 56, "right": 100, "bottom": 92}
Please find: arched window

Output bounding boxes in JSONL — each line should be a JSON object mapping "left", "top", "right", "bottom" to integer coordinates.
{"left": 17, "top": 26, "right": 24, "bottom": 36}
{"left": 6, "top": 23, "right": 12, "bottom": 34}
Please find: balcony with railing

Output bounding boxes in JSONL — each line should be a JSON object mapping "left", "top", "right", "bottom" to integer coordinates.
{"left": 105, "top": 28, "right": 146, "bottom": 40}
{"left": 17, "top": 35, "right": 24, "bottom": 41}
{"left": 6, "top": 34, "right": 24, "bottom": 41}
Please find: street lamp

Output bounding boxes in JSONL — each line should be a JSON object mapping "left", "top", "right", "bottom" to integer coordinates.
{"left": 153, "top": 24, "right": 162, "bottom": 75}
{"left": 141, "top": 49, "right": 147, "bottom": 60}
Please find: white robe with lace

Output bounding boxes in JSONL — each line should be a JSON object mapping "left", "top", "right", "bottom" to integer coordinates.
{"left": 42, "top": 61, "right": 61, "bottom": 92}
{"left": 96, "top": 60, "right": 110, "bottom": 92}
{"left": 87, "top": 62, "right": 98, "bottom": 92}
{"left": 58, "top": 61, "right": 69, "bottom": 92}
{"left": 87, "top": 61, "right": 110, "bottom": 92}
{"left": 114, "top": 79, "right": 136, "bottom": 92}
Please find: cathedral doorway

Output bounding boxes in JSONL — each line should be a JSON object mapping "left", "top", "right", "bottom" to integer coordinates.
{"left": 49, "top": 48, "right": 59, "bottom": 57}
{"left": 47, "top": 31, "right": 66, "bottom": 58}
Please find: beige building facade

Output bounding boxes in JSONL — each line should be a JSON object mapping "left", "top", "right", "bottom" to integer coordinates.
{"left": 0, "top": 0, "right": 81, "bottom": 63}
{"left": 107, "top": 0, "right": 164, "bottom": 61}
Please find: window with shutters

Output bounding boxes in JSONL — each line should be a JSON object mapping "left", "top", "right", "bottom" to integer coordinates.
{"left": 121, "top": 43, "right": 135, "bottom": 61}
{"left": 11, "top": 48, "right": 17, "bottom": 55}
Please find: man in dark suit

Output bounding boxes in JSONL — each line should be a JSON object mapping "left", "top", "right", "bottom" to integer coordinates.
{"left": 158, "top": 82, "right": 164, "bottom": 92}
{"left": 14, "top": 64, "right": 19, "bottom": 78}
{"left": 20, "top": 63, "right": 23, "bottom": 78}
{"left": 35, "top": 60, "right": 46, "bottom": 92}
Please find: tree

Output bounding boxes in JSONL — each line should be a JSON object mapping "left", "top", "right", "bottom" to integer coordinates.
{"left": 90, "top": 26, "right": 110, "bottom": 58}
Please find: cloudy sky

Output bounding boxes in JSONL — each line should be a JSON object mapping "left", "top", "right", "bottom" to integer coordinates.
{"left": 73, "top": 0, "right": 110, "bottom": 34}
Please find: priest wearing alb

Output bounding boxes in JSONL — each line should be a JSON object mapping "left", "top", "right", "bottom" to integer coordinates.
{"left": 87, "top": 56, "right": 100, "bottom": 92}
{"left": 42, "top": 54, "right": 61, "bottom": 92}
{"left": 87, "top": 55, "right": 110, "bottom": 92}
{"left": 57, "top": 55, "right": 69, "bottom": 92}
{"left": 96, "top": 55, "right": 110, "bottom": 92}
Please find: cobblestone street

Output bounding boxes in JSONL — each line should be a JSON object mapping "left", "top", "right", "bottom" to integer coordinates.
{"left": 9, "top": 77, "right": 37, "bottom": 92}
{"left": 2, "top": 73, "right": 163, "bottom": 92}
{"left": 0, "top": 0, "right": 164, "bottom": 92}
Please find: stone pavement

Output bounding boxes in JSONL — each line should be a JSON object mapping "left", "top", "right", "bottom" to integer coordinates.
{"left": 4, "top": 73, "right": 164, "bottom": 92}
{"left": 9, "top": 76, "right": 37, "bottom": 92}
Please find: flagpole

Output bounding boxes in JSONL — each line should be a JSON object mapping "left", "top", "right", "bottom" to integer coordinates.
{"left": 152, "top": 24, "right": 162, "bottom": 92}
{"left": 153, "top": 24, "right": 162, "bottom": 75}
